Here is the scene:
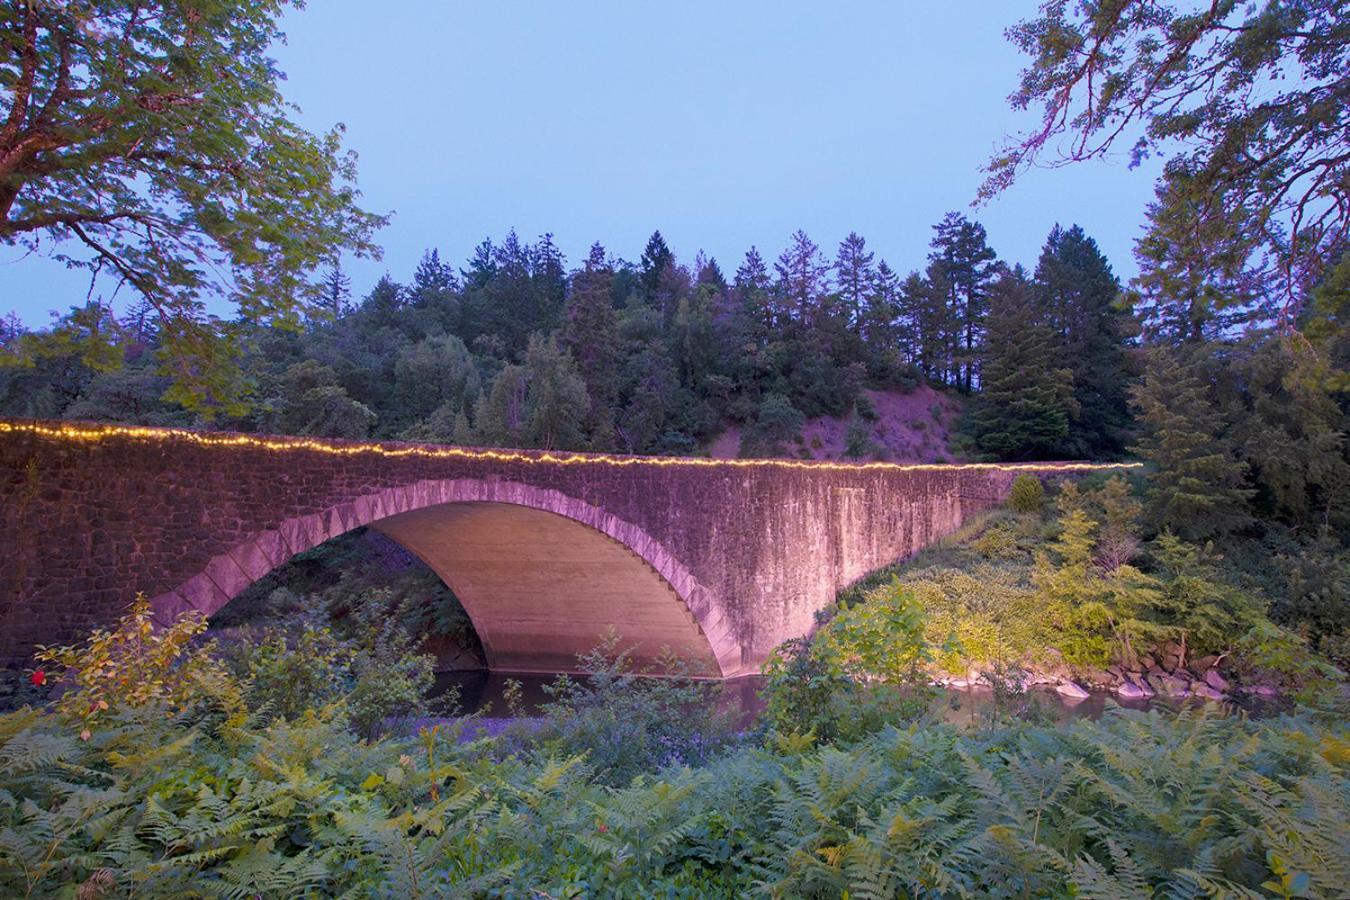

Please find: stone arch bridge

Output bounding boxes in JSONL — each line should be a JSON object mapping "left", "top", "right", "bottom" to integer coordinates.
{"left": 0, "top": 420, "right": 1132, "bottom": 677}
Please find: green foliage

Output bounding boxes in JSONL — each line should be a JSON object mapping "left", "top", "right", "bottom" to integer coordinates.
{"left": 33, "top": 595, "right": 242, "bottom": 731}
{"left": 966, "top": 266, "right": 1076, "bottom": 459}
{"left": 1132, "top": 345, "right": 1255, "bottom": 539}
{"left": 987, "top": 0, "right": 1347, "bottom": 312}
{"left": 1007, "top": 473, "right": 1045, "bottom": 514}
{"left": 532, "top": 629, "right": 739, "bottom": 786}
{"left": 0, "top": 0, "right": 386, "bottom": 411}
{"left": 742, "top": 392, "right": 804, "bottom": 457}
{"left": 222, "top": 617, "right": 436, "bottom": 740}
{"left": 1, "top": 671, "right": 1345, "bottom": 897}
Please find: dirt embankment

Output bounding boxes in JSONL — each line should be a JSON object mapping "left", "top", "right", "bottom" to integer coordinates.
{"left": 706, "top": 386, "right": 964, "bottom": 463}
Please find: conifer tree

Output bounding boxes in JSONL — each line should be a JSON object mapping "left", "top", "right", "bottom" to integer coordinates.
{"left": 562, "top": 243, "right": 622, "bottom": 407}
{"left": 1131, "top": 346, "right": 1254, "bottom": 540}
{"left": 834, "top": 232, "right": 876, "bottom": 336}
{"left": 320, "top": 264, "right": 352, "bottom": 320}
{"left": 734, "top": 247, "right": 774, "bottom": 334}
{"left": 774, "top": 231, "right": 831, "bottom": 325}
{"left": 928, "top": 212, "right": 997, "bottom": 392}
{"left": 639, "top": 231, "right": 675, "bottom": 305}
{"left": 966, "top": 265, "right": 1076, "bottom": 459}
{"left": 1033, "top": 224, "right": 1134, "bottom": 455}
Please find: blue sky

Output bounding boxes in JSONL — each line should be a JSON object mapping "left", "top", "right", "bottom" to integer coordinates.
{"left": 1, "top": 1, "right": 1163, "bottom": 326}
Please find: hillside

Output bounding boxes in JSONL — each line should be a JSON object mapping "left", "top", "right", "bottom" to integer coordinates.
{"left": 706, "top": 386, "right": 965, "bottom": 463}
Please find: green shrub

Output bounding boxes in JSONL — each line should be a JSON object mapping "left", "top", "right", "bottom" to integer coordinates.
{"left": 1008, "top": 473, "right": 1045, "bottom": 513}
{"left": 533, "top": 629, "right": 739, "bottom": 785}
{"left": 843, "top": 417, "right": 871, "bottom": 458}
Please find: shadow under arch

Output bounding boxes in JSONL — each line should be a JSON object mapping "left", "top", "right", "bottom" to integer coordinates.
{"left": 148, "top": 478, "right": 741, "bottom": 677}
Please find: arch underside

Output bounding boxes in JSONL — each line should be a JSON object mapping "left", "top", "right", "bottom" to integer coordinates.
{"left": 150, "top": 479, "right": 734, "bottom": 677}
{"left": 373, "top": 502, "right": 720, "bottom": 676}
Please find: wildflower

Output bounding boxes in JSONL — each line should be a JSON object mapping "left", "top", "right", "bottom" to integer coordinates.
{"left": 79, "top": 730, "right": 91, "bottom": 741}
{"left": 597, "top": 822, "right": 608, "bottom": 833}
{"left": 29, "top": 670, "right": 46, "bottom": 686}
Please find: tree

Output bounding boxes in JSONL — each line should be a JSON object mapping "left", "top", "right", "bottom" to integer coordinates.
{"left": 928, "top": 213, "right": 996, "bottom": 393}
{"left": 985, "top": 0, "right": 1349, "bottom": 325}
{"left": 834, "top": 232, "right": 876, "bottom": 335}
{"left": 393, "top": 334, "right": 480, "bottom": 430}
{"left": 562, "top": 243, "right": 622, "bottom": 409}
{"left": 408, "top": 248, "right": 459, "bottom": 327}
{"left": 639, "top": 230, "right": 675, "bottom": 309}
{"left": 774, "top": 230, "right": 830, "bottom": 324}
{"left": 319, "top": 264, "right": 352, "bottom": 321}
{"left": 521, "top": 335, "right": 589, "bottom": 451}
{"left": 0, "top": 0, "right": 386, "bottom": 410}
{"left": 734, "top": 246, "right": 774, "bottom": 334}
{"left": 1131, "top": 346, "right": 1254, "bottom": 540}
{"left": 474, "top": 364, "right": 528, "bottom": 448}
{"left": 1033, "top": 224, "right": 1134, "bottom": 456}
{"left": 966, "top": 265, "right": 1076, "bottom": 459}
{"left": 267, "top": 360, "right": 375, "bottom": 439}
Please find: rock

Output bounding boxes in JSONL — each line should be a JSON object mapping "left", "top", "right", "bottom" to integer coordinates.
{"left": 1189, "top": 654, "right": 1219, "bottom": 677}
{"left": 1192, "top": 684, "right": 1226, "bottom": 701}
{"left": 1139, "top": 655, "right": 1157, "bottom": 671}
{"left": 1160, "top": 641, "right": 1185, "bottom": 672}
{"left": 1056, "top": 681, "right": 1091, "bottom": 700}
{"left": 1105, "top": 665, "right": 1126, "bottom": 683}
{"left": 1117, "top": 679, "right": 1153, "bottom": 700}
{"left": 1246, "top": 684, "right": 1280, "bottom": 697}
{"left": 1157, "top": 674, "right": 1192, "bottom": 697}
{"left": 1203, "top": 669, "right": 1229, "bottom": 692}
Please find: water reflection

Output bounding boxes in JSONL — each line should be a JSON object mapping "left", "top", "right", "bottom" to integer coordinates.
{"left": 433, "top": 671, "right": 1284, "bottom": 727}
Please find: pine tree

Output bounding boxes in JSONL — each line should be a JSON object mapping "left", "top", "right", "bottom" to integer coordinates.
{"left": 1131, "top": 346, "right": 1254, "bottom": 539}
{"left": 774, "top": 230, "right": 830, "bottom": 325}
{"left": 734, "top": 247, "right": 774, "bottom": 334}
{"left": 865, "top": 260, "right": 902, "bottom": 353}
{"left": 834, "top": 232, "right": 876, "bottom": 335}
{"left": 966, "top": 265, "right": 1077, "bottom": 459}
{"left": 562, "top": 243, "right": 622, "bottom": 407}
{"left": 639, "top": 231, "right": 675, "bottom": 305}
{"left": 1131, "top": 171, "right": 1270, "bottom": 343}
{"left": 1033, "top": 224, "right": 1133, "bottom": 456}
{"left": 928, "top": 212, "right": 997, "bottom": 392}
{"left": 320, "top": 263, "right": 352, "bottom": 320}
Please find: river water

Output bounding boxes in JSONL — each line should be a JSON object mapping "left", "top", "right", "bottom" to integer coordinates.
{"left": 431, "top": 670, "right": 1282, "bottom": 725}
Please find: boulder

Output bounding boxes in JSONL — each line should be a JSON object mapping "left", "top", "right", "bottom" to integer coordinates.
{"left": 1192, "top": 683, "right": 1226, "bottom": 701}
{"left": 1056, "top": 681, "right": 1091, "bottom": 701}
{"left": 1116, "top": 680, "right": 1153, "bottom": 700}
{"left": 1203, "top": 669, "right": 1229, "bottom": 692}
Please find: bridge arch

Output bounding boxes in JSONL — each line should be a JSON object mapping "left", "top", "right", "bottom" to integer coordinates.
{"left": 149, "top": 478, "right": 741, "bottom": 677}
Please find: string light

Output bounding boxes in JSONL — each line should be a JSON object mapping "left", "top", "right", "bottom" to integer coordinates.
{"left": 0, "top": 420, "right": 1143, "bottom": 474}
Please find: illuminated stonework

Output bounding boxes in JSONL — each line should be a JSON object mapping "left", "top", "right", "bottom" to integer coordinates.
{"left": 0, "top": 418, "right": 1139, "bottom": 676}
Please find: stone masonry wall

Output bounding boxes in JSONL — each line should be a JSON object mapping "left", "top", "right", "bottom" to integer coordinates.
{"left": 0, "top": 420, "right": 1117, "bottom": 674}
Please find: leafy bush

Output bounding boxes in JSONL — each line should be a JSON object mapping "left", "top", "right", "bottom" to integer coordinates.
{"left": 1008, "top": 473, "right": 1045, "bottom": 513}
{"left": 222, "top": 617, "right": 437, "bottom": 739}
{"left": 33, "top": 595, "right": 242, "bottom": 732}
{"left": 843, "top": 417, "right": 872, "bottom": 458}
{"left": 532, "top": 629, "right": 739, "bottom": 785}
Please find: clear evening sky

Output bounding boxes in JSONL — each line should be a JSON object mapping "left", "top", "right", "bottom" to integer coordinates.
{"left": 1, "top": 1, "right": 1164, "bottom": 326}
